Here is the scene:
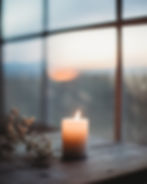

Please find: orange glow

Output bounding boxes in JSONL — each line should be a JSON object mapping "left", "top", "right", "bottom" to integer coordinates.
{"left": 49, "top": 68, "right": 79, "bottom": 82}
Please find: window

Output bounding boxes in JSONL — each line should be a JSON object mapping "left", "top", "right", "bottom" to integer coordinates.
{"left": 48, "top": 29, "right": 116, "bottom": 139}
{"left": 123, "top": 25, "right": 147, "bottom": 142}
{"left": 2, "top": 0, "right": 43, "bottom": 38}
{"left": 0, "top": 0, "right": 147, "bottom": 142}
{"left": 123, "top": 0, "right": 147, "bottom": 19}
{"left": 49, "top": 0, "right": 116, "bottom": 30}
{"left": 3, "top": 39, "right": 42, "bottom": 120}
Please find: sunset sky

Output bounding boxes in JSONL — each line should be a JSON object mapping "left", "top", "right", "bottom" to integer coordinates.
{"left": 48, "top": 29, "right": 116, "bottom": 72}
{"left": 2, "top": 0, "right": 147, "bottom": 80}
{"left": 4, "top": 26, "right": 147, "bottom": 71}
{"left": 3, "top": 0, "right": 147, "bottom": 36}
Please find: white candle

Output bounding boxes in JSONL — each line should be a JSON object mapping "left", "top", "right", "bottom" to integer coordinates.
{"left": 61, "top": 111, "right": 89, "bottom": 159}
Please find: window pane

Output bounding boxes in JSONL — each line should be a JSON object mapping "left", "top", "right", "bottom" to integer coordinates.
{"left": 123, "top": 26, "right": 147, "bottom": 143}
{"left": 3, "top": 39, "right": 42, "bottom": 120}
{"left": 47, "top": 29, "right": 116, "bottom": 141}
{"left": 2, "top": 0, "right": 43, "bottom": 38}
{"left": 123, "top": 0, "right": 147, "bottom": 19}
{"left": 49, "top": 0, "right": 116, "bottom": 30}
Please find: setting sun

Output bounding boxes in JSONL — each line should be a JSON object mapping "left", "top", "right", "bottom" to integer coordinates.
{"left": 49, "top": 68, "right": 79, "bottom": 82}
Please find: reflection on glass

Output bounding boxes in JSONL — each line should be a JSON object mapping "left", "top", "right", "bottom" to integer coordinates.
{"left": 2, "top": 0, "right": 42, "bottom": 38}
{"left": 123, "top": 0, "right": 147, "bottom": 19}
{"left": 123, "top": 26, "right": 147, "bottom": 143}
{"left": 3, "top": 39, "right": 42, "bottom": 120}
{"left": 48, "top": 29, "right": 116, "bottom": 140}
{"left": 49, "top": 0, "right": 115, "bottom": 30}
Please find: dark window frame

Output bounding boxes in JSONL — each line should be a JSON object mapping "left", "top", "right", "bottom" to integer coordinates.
{"left": 0, "top": 0, "right": 147, "bottom": 141}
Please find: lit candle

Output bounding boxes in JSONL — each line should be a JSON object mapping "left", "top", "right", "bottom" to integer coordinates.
{"left": 61, "top": 111, "right": 89, "bottom": 159}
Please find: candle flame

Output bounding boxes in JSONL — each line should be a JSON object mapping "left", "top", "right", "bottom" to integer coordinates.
{"left": 74, "top": 110, "right": 81, "bottom": 120}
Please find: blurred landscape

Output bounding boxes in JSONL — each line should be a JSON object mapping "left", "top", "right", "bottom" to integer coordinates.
{"left": 48, "top": 70, "right": 115, "bottom": 139}
{"left": 4, "top": 62, "right": 147, "bottom": 143}
{"left": 123, "top": 71, "right": 147, "bottom": 143}
{"left": 4, "top": 62, "right": 42, "bottom": 120}
{"left": 4, "top": 63, "right": 114, "bottom": 140}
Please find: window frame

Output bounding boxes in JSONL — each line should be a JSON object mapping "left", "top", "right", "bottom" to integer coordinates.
{"left": 0, "top": 0, "right": 147, "bottom": 141}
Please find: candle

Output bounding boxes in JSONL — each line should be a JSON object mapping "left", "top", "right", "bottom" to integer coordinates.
{"left": 61, "top": 111, "right": 89, "bottom": 159}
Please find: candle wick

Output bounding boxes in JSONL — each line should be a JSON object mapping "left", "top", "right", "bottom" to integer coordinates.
{"left": 74, "top": 111, "right": 81, "bottom": 120}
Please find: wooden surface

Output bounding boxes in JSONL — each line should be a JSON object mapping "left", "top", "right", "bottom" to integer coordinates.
{"left": 1, "top": 143, "right": 147, "bottom": 184}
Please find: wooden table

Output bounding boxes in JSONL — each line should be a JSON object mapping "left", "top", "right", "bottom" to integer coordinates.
{"left": 1, "top": 142, "right": 147, "bottom": 184}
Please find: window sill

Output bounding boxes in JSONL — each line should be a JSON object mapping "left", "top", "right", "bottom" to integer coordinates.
{"left": 0, "top": 135, "right": 147, "bottom": 184}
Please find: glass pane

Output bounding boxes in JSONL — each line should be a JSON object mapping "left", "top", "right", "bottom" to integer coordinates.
{"left": 123, "top": 26, "right": 147, "bottom": 143}
{"left": 49, "top": 0, "right": 116, "bottom": 30}
{"left": 2, "top": 0, "right": 43, "bottom": 38}
{"left": 123, "top": 0, "right": 147, "bottom": 19}
{"left": 47, "top": 29, "right": 116, "bottom": 141}
{"left": 3, "top": 39, "right": 42, "bottom": 120}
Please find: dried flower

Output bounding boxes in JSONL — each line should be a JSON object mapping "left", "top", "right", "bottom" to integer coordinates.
{"left": 0, "top": 108, "right": 35, "bottom": 160}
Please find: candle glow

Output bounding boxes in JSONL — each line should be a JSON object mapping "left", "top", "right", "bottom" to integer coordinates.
{"left": 61, "top": 110, "right": 89, "bottom": 159}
